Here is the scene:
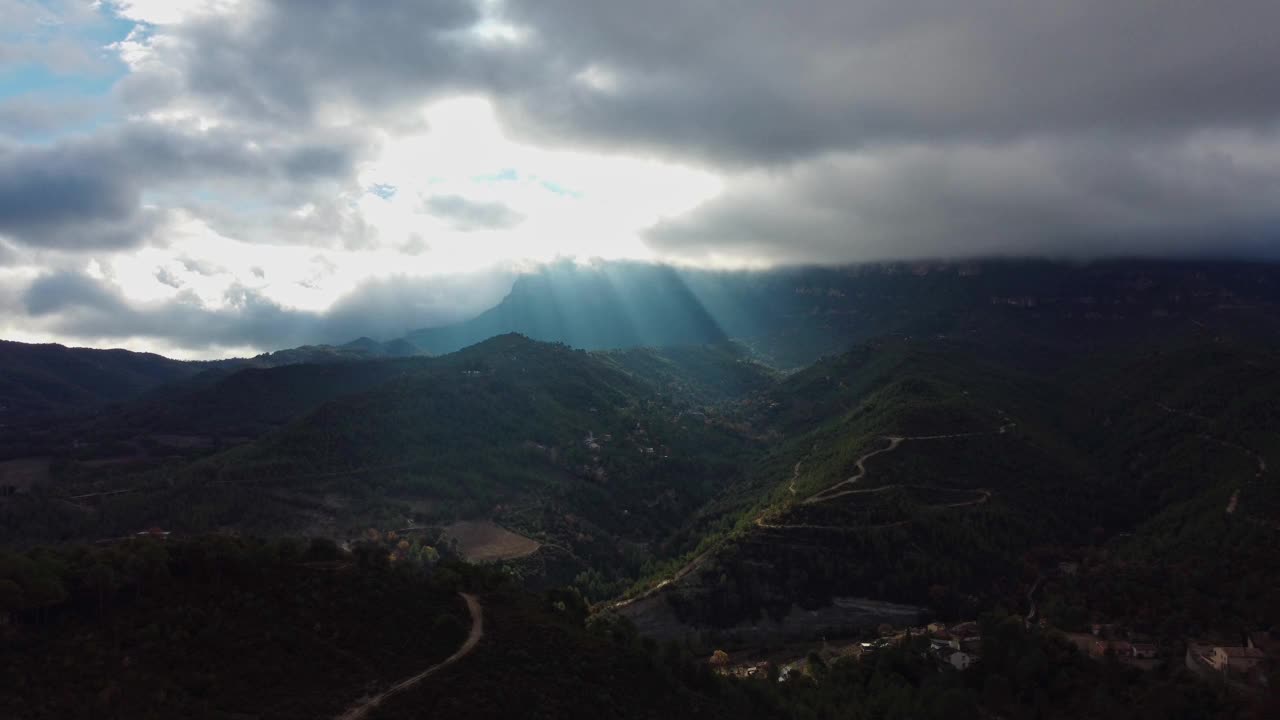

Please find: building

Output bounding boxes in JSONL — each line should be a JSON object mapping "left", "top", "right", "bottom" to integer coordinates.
{"left": 1131, "top": 642, "right": 1159, "bottom": 659}
{"left": 927, "top": 622, "right": 949, "bottom": 637}
{"left": 1208, "top": 646, "right": 1265, "bottom": 675}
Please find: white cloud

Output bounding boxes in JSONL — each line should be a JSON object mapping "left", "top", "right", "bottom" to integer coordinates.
{"left": 105, "top": 0, "right": 243, "bottom": 25}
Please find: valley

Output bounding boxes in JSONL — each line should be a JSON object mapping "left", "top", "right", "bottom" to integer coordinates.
{"left": 2, "top": 259, "right": 1279, "bottom": 717}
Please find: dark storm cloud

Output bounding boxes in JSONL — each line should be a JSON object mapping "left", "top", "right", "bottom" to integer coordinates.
{"left": 17, "top": 268, "right": 513, "bottom": 352}
{"left": 648, "top": 135, "right": 1280, "bottom": 264}
{"left": 114, "top": 0, "right": 517, "bottom": 125}
{"left": 112, "top": 0, "right": 1280, "bottom": 260}
{"left": 0, "top": 123, "right": 366, "bottom": 249}
{"left": 0, "top": 140, "right": 160, "bottom": 250}
{"left": 423, "top": 195, "right": 524, "bottom": 231}
{"left": 498, "top": 0, "right": 1280, "bottom": 164}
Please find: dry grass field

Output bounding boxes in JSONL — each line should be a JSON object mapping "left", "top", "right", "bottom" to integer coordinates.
{"left": 443, "top": 520, "right": 541, "bottom": 562}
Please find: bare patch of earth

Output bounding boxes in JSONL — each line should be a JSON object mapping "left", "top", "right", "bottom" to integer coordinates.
{"left": 443, "top": 520, "right": 541, "bottom": 562}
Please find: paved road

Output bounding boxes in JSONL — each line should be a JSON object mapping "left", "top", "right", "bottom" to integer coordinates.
{"left": 335, "top": 592, "right": 484, "bottom": 720}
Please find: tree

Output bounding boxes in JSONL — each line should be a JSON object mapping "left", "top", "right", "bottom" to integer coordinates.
{"left": 710, "top": 649, "right": 730, "bottom": 667}
{"left": 0, "top": 578, "right": 23, "bottom": 620}
{"left": 432, "top": 613, "right": 466, "bottom": 646}
{"left": 84, "top": 563, "right": 119, "bottom": 614}
{"left": 22, "top": 573, "right": 67, "bottom": 623}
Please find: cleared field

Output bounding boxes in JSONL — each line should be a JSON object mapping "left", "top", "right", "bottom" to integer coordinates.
{"left": 443, "top": 520, "right": 541, "bottom": 562}
{"left": 0, "top": 457, "right": 51, "bottom": 491}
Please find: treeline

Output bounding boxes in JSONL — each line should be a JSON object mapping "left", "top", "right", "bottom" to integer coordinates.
{"left": 0, "top": 535, "right": 483, "bottom": 719}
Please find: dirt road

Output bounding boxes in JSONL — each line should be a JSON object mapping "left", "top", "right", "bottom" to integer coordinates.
{"left": 804, "top": 419, "right": 1012, "bottom": 505}
{"left": 610, "top": 414, "right": 1013, "bottom": 608}
{"left": 335, "top": 593, "right": 483, "bottom": 720}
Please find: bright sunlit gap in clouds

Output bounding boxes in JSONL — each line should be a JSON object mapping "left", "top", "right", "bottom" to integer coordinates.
{"left": 109, "top": 95, "right": 720, "bottom": 303}
{"left": 104, "top": 95, "right": 724, "bottom": 315}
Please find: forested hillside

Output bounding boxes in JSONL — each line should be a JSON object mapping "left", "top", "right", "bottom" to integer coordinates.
{"left": 614, "top": 338, "right": 1280, "bottom": 656}
{"left": 0, "top": 341, "right": 200, "bottom": 420}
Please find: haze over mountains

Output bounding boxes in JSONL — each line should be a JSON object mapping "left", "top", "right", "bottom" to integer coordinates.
{"left": 7, "top": 257, "right": 1280, "bottom": 421}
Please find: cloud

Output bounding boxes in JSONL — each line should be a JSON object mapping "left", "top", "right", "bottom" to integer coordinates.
{"left": 0, "top": 95, "right": 106, "bottom": 138}
{"left": 0, "top": 140, "right": 160, "bottom": 250}
{"left": 0, "top": 122, "right": 366, "bottom": 249}
{"left": 13, "top": 267, "right": 513, "bottom": 353}
{"left": 112, "top": 0, "right": 503, "bottom": 125}
{"left": 423, "top": 194, "right": 524, "bottom": 231}
{"left": 497, "top": 1, "right": 1280, "bottom": 164}
{"left": 7, "top": 0, "right": 1280, "bottom": 354}
{"left": 648, "top": 132, "right": 1280, "bottom": 264}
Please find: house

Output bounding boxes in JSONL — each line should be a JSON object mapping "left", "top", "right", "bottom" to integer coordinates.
{"left": 1090, "top": 640, "right": 1131, "bottom": 658}
{"left": 948, "top": 651, "right": 974, "bottom": 670}
{"left": 1208, "top": 646, "right": 1265, "bottom": 675}
{"left": 1131, "top": 643, "right": 1159, "bottom": 659}
{"left": 927, "top": 622, "right": 949, "bottom": 638}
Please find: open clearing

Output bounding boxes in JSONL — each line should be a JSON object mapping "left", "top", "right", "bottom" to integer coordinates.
{"left": 443, "top": 520, "right": 541, "bottom": 562}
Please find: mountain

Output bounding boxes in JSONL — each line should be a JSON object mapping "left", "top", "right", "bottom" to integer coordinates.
{"left": 247, "top": 336, "right": 421, "bottom": 366}
{"left": 403, "top": 258, "right": 1280, "bottom": 369}
{"left": 0, "top": 340, "right": 202, "bottom": 421}
{"left": 0, "top": 333, "right": 423, "bottom": 424}
{"left": 10, "top": 257, "right": 1280, "bottom": 422}
{"left": 0, "top": 336, "right": 765, "bottom": 594}
{"left": 611, "top": 334, "right": 1280, "bottom": 651}
{"left": 404, "top": 261, "right": 729, "bottom": 354}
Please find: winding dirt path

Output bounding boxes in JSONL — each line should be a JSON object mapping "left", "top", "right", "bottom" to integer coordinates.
{"left": 804, "top": 419, "right": 1013, "bottom": 505}
{"left": 609, "top": 414, "right": 1012, "bottom": 609}
{"left": 335, "top": 593, "right": 483, "bottom": 720}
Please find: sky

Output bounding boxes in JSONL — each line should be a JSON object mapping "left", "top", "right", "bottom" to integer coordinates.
{"left": 2, "top": 1, "right": 1280, "bottom": 357}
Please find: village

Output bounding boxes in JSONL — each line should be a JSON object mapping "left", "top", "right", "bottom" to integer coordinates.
{"left": 710, "top": 619, "right": 989, "bottom": 682}
{"left": 711, "top": 616, "right": 1279, "bottom": 693}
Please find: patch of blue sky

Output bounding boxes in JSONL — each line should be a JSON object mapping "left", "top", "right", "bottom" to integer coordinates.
{"left": 473, "top": 167, "right": 520, "bottom": 183}
{"left": 539, "top": 179, "right": 582, "bottom": 198}
{"left": 0, "top": 4, "right": 135, "bottom": 100}
{"left": 369, "top": 183, "right": 398, "bottom": 199}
